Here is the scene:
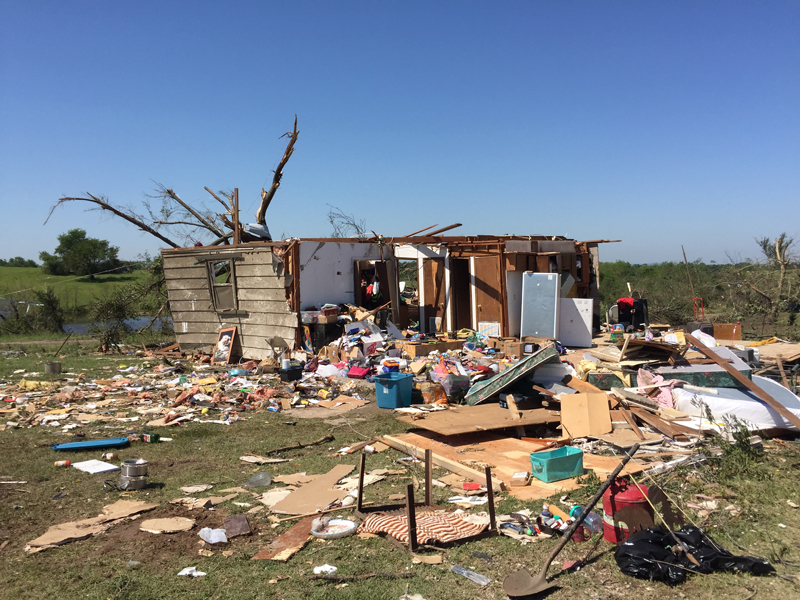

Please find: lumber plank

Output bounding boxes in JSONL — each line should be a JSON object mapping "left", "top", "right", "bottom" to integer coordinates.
{"left": 619, "top": 408, "right": 645, "bottom": 441}
{"left": 685, "top": 333, "right": 800, "bottom": 430}
{"left": 561, "top": 375, "right": 604, "bottom": 394}
{"left": 394, "top": 403, "right": 560, "bottom": 436}
{"left": 379, "top": 434, "right": 504, "bottom": 491}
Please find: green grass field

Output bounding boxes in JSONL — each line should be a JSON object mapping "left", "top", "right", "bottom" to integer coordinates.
{"left": 0, "top": 267, "right": 149, "bottom": 316}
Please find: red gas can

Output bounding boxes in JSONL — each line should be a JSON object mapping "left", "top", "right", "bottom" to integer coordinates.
{"left": 602, "top": 478, "right": 653, "bottom": 543}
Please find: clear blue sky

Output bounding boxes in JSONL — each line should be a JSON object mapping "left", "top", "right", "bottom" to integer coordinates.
{"left": 1, "top": 1, "right": 798, "bottom": 265}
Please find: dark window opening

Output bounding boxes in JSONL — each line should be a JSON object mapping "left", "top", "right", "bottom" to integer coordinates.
{"left": 208, "top": 260, "right": 237, "bottom": 311}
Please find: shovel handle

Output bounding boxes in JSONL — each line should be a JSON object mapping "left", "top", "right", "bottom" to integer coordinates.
{"left": 539, "top": 443, "right": 640, "bottom": 574}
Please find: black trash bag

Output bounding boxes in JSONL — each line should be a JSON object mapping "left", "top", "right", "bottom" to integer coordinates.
{"left": 615, "top": 526, "right": 774, "bottom": 584}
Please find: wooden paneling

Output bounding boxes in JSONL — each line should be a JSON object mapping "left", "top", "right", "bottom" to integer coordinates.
{"left": 161, "top": 265, "right": 209, "bottom": 279}
{"left": 473, "top": 256, "right": 502, "bottom": 325}
{"left": 422, "top": 258, "right": 446, "bottom": 332}
{"left": 166, "top": 287, "right": 209, "bottom": 301}
{"left": 164, "top": 246, "right": 298, "bottom": 359}
{"left": 237, "top": 287, "right": 290, "bottom": 301}
{"left": 173, "top": 310, "right": 297, "bottom": 329}
{"left": 163, "top": 278, "right": 210, "bottom": 291}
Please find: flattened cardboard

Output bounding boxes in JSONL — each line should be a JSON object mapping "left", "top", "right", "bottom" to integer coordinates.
{"left": 273, "top": 473, "right": 320, "bottom": 486}
{"left": 317, "top": 395, "right": 369, "bottom": 410}
{"left": 269, "top": 464, "right": 354, "bottom": 515}
{"left": 560, "top": 392, "right": 612, "bottom": 439}
{"left": 140, "top": 517, "right": 195, "bottom": 534}
{"left": 27, "top": 500, "right": 158, "bottom": 550}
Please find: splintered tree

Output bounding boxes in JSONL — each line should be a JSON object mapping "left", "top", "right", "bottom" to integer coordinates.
{"left": 41, "top": 118, "right": 299, "bottom": 348}
{"left": 44, "top": 117, "right": 300, "bottom": 248}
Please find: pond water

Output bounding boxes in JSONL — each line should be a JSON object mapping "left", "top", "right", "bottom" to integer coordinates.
{"left": 63, "top": 317, "right": 173, "bottom": 335}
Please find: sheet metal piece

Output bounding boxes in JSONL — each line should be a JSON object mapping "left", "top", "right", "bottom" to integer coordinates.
{"left": 466, "top": 346, "right": 560, "bottom": 405}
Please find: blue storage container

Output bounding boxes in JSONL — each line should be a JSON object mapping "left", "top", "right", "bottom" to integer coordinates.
{"left": 530, "top": 446, "right": 584, "bottom": 483}
{"left": 374, "top": 372, "right": 413, "bottom": 409}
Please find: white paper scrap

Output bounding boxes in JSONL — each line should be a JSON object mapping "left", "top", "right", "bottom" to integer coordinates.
{"left": 72, "top": 459, "right": 120, "bottom": 474}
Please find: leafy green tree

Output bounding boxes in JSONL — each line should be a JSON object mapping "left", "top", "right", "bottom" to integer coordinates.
{"left": 39, "top": 229, "right": 121, "bottom": 277}
{"left": 0, "top": 256, "right": 38, "bottom": 267}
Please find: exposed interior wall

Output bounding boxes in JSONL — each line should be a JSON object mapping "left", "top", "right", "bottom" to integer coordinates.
{"left": 394, "top": 244, "right": 448, "bottom": 334}
{"left": 297, "top": 241, "right": 388, "bottom": 309}
{"left": 163, "top": 246, "right": 296, "bottom": 360}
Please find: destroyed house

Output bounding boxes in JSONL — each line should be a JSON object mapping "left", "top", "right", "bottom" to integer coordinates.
{"left": 161, "top": 235, "right": 608, "bottom": 359}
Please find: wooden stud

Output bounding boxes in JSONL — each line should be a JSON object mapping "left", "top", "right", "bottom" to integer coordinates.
{"left": 405, "top": 483, "right": 418, "bottom": 552}
{"left": 484, "top": 466, "right": 496, "bottom": 531}
{"left": 233, "top": 188, "right": 240, "bottom": 246}
{"left": 619, "top": 408, "right": 645, "bottom": 441}
{"left": 619, "top": 334, "right": 631, "bottom": 363}
{"left": 424, "top": 449, "right": 432, "bottom": 507}
{"left": 506, "top": 395, "right": 522, "bottom": 421}
{"left": 777, "top": 358, "right": 791, "bottom": 390}
{"left": 356, "top": 452, "right": 366, "bottom": 512}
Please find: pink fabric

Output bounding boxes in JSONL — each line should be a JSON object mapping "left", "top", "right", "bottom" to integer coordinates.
{"left": 636, "top": 368, "right": 677, "bottom": 409}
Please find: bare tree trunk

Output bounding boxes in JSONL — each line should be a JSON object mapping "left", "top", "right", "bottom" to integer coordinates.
{"left": 256, "top": 116, "right": 299, "bottom": 225}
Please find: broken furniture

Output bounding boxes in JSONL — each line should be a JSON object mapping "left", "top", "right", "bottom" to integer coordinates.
{"left": 354, "top": 450, "right": 497, "bottom": 552}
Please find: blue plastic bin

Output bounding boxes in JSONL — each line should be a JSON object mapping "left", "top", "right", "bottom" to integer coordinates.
{"left": 530, "top": 446, "right": 584, "bottom": 483}
{"left": 374, "top": 372, "right": 413, "bottom": 409}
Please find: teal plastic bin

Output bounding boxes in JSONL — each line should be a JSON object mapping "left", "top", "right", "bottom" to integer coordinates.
{"left": 530, "top": 446, "right": 584, "bottom": 483}
{"left": 374, "top": 372, "right": 413, "bottom": 409}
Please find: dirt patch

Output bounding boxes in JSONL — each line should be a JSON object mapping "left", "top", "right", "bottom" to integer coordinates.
{"left": 84, "top": 503, "right": 271, "bottom": 568}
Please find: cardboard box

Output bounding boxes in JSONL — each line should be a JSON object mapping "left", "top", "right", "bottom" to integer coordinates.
{"left": 318, "top": 314, "right": 339, "bottom": 324}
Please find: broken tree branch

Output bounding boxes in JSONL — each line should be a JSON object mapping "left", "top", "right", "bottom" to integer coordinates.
{"left": 266, "top": 434, "right": 334, "bottom": 455}
{"left": 157, "top": 185, "right": 225, "bottom": 238}
{"left": 46, "top": 195, "right": 180, "bottom": 248}
{"left": 204, "top": 186, "right": 232, "bottom": 212}
{"left": 154, "top": 220, "right": 223, "bottom": 234}
{"left": 256, "top": 115, "right": 299, "bottom": 225}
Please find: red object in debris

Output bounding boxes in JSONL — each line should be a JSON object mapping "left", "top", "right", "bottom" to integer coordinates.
{"left": 602, "top": 478, "right": 653, "bottom": 544}
{"left": 462, "top": 482, "right": 481, "bottom": 491}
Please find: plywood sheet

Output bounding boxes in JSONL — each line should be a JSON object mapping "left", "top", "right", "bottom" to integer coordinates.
{"left": 388, "top": 430, "right": 644, "bottom": 501}
{"left": 251, "top": 517, "right": 313, "bottom": 561}
{"left": 396, "top": 403, "right": 560, "bottom": 436}
{"left": 269, "top": 464, "right": 354, "bottom": 515}
{"left": 560, "top": 393, "right": 612, "bottom": 439}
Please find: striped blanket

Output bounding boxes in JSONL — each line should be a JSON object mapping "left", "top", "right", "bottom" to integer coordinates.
{"left": 358, "top": 511, "right": 487, "bottom": 544}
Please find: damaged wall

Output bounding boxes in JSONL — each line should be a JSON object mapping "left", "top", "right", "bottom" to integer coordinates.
{"left": 162, "top": 245, "right": 297, "bottom": 358}
{"left": 297, "top": 241, "right": 389, "bottom": 310}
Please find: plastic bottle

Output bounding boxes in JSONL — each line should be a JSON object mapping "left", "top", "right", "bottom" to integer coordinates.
{"left": 541, "top": 504, "right": 552, "bottom": 519}
{"left": 569, "top": 505, "right": 603, "bottom": 534}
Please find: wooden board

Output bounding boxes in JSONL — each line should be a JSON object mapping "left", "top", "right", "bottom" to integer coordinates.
{"left": 395, "top": 403, "right": 561, "bottom": 436}
{"left": 384, "top": 430, "right": 645, "bottom": 501}
{"left": 251, "top": 517, "right": 313, "bottom": 561}
{"left": 269, "top": 464, "right": 354, "bottom": 515}
{"left": 559, "top": 393, "right": 612, "bottom": 439}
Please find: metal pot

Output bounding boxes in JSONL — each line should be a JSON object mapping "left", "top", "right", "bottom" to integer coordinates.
{"left": 120, "top": 459, "right": 149, "bottom": 477}
{"left": 45, "top": 361, "right": 62, "bottom": 374}
{"left": 118, "top": 475, "right": 148, "bottom": 490}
